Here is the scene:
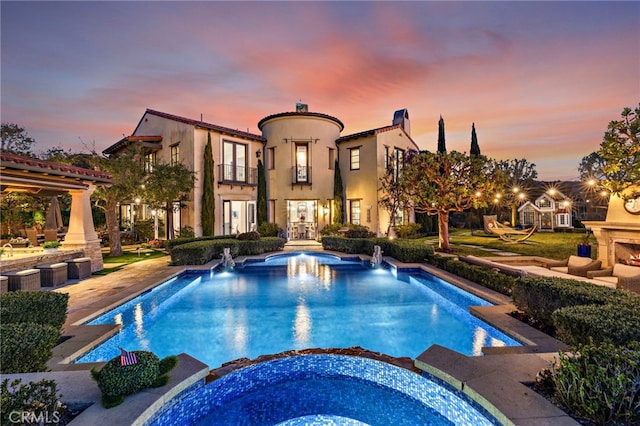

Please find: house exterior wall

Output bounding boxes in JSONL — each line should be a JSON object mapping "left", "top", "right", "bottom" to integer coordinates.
{"left": 260, "top": 114, "right": 342, "bottom": 234}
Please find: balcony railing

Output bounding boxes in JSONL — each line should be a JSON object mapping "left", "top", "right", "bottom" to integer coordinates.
{"left": 291, "top": 166, "right": 312, "bottom": 185}
{"left": 218, "top": 164, "right": 257, "bottom": 185}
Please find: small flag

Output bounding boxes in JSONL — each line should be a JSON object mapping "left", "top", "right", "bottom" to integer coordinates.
{"left": 119, "top": 347, "right": 138, "bottom": 366}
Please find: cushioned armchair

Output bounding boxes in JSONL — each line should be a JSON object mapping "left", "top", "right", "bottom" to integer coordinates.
{"left": 588, "top": 264, "right": 640, "bottom": 293}
{"left": 545, "top": 255, "right": 602, "bottom": 277}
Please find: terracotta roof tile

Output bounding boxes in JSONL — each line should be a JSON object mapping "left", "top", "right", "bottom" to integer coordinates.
{"left": 0, "top": 152, "right": 112, "bottom": 181}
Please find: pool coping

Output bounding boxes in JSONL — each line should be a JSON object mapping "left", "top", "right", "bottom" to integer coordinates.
{"left": 7, "top": 250, "right": 578, "bottom": 425}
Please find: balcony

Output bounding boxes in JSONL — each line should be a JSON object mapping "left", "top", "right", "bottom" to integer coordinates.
{"left": 291, "top": 166, "right": 312, "bottom": 186}
{"left": 218, "top": 164, "right": 257, "bottom": 187}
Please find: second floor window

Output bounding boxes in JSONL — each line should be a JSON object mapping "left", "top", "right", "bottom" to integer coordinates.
{"left": 170, "top": 144, "right": 180, "bottom": 166}
{"left": 350, "top": 147, "right": 360, "bottom": 170}
{"left": 144, "top": 152, "right": 156, "bottom": 173}
{"left": 223, "top": 141, "right": 247, "bottom": 182}
{"left": 267, "top": 147, "right": 275, "bottom": 170}
{"left": 295, "top": 143, "right": 308, "bottom": 182}
{"left": 328, "top": 148, "right": 335, "bottom": 169}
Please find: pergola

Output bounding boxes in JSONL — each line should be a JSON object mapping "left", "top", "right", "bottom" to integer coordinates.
{"left": 0, "top": 152, "right": 112, "bottom": 271}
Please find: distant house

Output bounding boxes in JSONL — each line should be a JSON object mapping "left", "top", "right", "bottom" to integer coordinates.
{"left": 518, "top": 189, "right": 573, "bottom": 231}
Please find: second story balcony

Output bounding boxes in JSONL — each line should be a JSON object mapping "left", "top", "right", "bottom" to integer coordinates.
{"left": 218, "top": 164, "right": 257, "bottom": 187}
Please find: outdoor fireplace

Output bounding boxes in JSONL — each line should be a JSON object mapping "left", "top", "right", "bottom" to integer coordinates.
{"left": 584, "top": 190, "right": 640, "bottom": 268}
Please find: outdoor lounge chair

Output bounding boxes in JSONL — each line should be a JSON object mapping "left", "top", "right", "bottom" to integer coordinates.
{"left": 483, "top": 216, "right": 537, "bottom": 243}
{"left": 545, "top": 255, "right": 602, "bottom": 277}
{"left": 587, "top": 263, "right": 640, "bottom": 293}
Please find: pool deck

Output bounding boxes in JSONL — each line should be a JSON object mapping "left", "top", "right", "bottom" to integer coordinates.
{"left": 0, "top": 250, "right": 579, "bottom": 425}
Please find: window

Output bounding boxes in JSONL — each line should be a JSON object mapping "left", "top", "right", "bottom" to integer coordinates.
{"left": 537, "top": 197, "right": 551, "bottom": 208}
{"left": 384, "top": 146, "right": 389, "bottom": 170}
{"left": 350, "top": 147, "right": 360, "bottom": 170}
{"left": 328, "top": 148, "right": 335, "bottom": 169}
{"left": 350, "top": 200, "right": 361, "bottom": 225}
{"left": 295, "top": 143, "right": 309, "bottom": 182}
{"left": 268, "top": 200, "right": 276, "bottom": 224}
{"left": 267, "top": 147, "right": 275, "bottom": 170}
{"left": 170, "top": 144, "right": 180, "bottom": 166}
{"left": 223, "top": 141, "right": 247, "bottom": 182}
{"left": 144, "top": 152, "right": 156, "bottom": 173}
{"left": 394, "top": 148, "right": 405, "bottom": 180}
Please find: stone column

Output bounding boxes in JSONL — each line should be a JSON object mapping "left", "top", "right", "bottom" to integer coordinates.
{"left": 61, "top": 185, "right": 104, "bottom": 271}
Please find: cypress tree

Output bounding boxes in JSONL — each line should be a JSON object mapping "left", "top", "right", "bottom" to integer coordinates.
{"left": 201, "top": 133, "right": 215, "bottom": 236}
{"left": 470, "top": 123, "right": 481, "bottom": 156}
{"left": 257, "top": 158, "right": 267, "bottom": 226}
{"left": 333, "top": 159, "right": 344, "bottom": 224}
{"left": 437, "top": 115, "right": 446, "bottom": 153}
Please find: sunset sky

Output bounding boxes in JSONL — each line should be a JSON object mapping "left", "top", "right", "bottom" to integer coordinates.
{"left": 2, "top": 1, "right": 638, "bottom": 181}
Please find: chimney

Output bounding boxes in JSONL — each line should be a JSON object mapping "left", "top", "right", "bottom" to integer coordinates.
{"left": 296, "top": 102, "right": 308, "bottom": 113}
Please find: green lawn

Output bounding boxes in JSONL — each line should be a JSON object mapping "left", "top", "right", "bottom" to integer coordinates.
{"left": 93, "top": 249, "right": 168, "bottom": 275}
{"left": 424, "top": 229, "right": 595, "bottom": 261}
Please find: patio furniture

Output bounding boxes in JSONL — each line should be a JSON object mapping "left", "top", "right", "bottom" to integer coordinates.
{"left": 483, "top": 217, "right": 537, "bottom": 243}
{"left": 0, "top": 276, "right": 8, "bottom": 293}
{"left": 36, "top": 262, "right": 68, "bottom": 287}
{"left": 545, "top": 255, "right": 602, "bottom": 277}
{"left": 44, "top": 229, "right": 59, "bottom": 242}
{"left": 65, "top": 257, "right": 92, "bottom": 279}
{"left": 588, "top": 263, "right": 640, "bottom": 292}
{"left": 4, "top": 269, "right": 41, "bottom": 291}
{"left": 297, "top": 223, "right": 307, "bottom": 239}
{"left": 25, "top": 228, "right": 39, "bottom": 246}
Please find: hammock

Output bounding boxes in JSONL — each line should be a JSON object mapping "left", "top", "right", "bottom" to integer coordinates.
{"left": 483, "top": 216, "right": 538, "bottom": 243}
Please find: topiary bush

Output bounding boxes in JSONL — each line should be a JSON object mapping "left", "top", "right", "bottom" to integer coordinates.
{"left": 344, "top": 224, "right": 374, "bottom": 238}
{"left": 90, "top": 351, "right": 178, "bottom": 408}
{"left": 428, "top": 255, "right": 517, "bottom": 296}
{"left": 319, "top": 223, "right": 344, "bottom": 236}
{"left": 1, "top": 323, "right": 60, "bottom": 373}
{"left": 549, "top": 342, "right": 640, "bottom": 425}
{"left": 0, "top": 291, "right": 69, "bottom": 331}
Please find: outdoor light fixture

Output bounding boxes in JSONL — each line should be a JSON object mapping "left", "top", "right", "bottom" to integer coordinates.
{"left": 475, "top": 191, "right": 482, "bottom": 197}
{"left": 134, "top": 197, "right": 141, "bottom": 204}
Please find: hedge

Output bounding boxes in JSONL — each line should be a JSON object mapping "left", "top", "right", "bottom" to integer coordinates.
{"left": 428, "top": 255, "right": 517, "bottom": 296}
{"left": 0, "top": 291, "right": 69, "bottom": 331}
{"left": 320, "top": 237, "right": 434, "bottom": 264}
{"left": 511, "top": 276, "right": 627, "bottom": 331}
{"left": 170, "top": 237, "right": 285, "bottom": 265}
{"left": 1, "top": 323, "right": 60, "bottom": 373}
{"left": 552, "top": 301, "right": 640, "bottom": 346}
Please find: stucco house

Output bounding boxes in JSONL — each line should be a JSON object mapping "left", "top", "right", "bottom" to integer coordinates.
{"left": 103, "top": 104, "right": 419, "bottom": 239}
{"left": 517, "top": 189, "right": 573, "bottom": 231}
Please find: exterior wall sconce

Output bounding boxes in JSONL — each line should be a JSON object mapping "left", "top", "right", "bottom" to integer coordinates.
{"left": 256, "top": 150, "right": 261, "bottom": 158}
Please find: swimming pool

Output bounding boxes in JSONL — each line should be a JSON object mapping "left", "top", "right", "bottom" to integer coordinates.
{"left": 76, "top": 253, "right": 520, "bottom": 367}
{"left": 146, "top": 355, "right": 499, "bottom": 426}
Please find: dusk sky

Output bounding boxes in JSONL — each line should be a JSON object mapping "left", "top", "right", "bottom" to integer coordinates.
{"left": 2, "top": 1, "right": 638, "bottom": 181}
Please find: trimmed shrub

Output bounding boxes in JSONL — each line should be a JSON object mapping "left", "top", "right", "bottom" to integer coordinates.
{"left": 257, "top": 222, "right": 282, "bottom": 237}
{"left": 165, "top": 236, "right": 216, "bottom": 251}
{"left": 1, "top": 378, "right": 66, "bottom": 425}
{"left": 551, "top": 342, "right": 640, "bottom": 425}
{"left": 552, "top": 301, "right": 640, "bottom": 346}
{"left": 0, "top": 291, "right": 69, "bottom": 330}
{"left": 511, "top": 276, "right": 623, "bottom": 331}
{"left": 236, "top": 231, "right": 260, "bottom": 241}
{"left": 320, "top": 237, "right": 434, "bottom": 264}
{"left": 90, "top": 351, "right": 178, "bottom": 408}
{"left": 1, "top": 323, "right": 60, "bottom": 373}
{"left": 170, "top": 238, "right": 285, "bottom": 265}
{"left": 428, "top": 255, "right": 517, "bottom": 296}
{"left": 319, "top": 223, "right": 344, "bottom": 236}
{"left": 345, "top": 224, "right": 374, "bottom": 238}
{"left": 393, "top": 223, "right": 422, "bottom": 239}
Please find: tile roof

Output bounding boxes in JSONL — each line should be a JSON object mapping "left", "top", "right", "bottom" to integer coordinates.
{"left": 336, "top": 124, "right": 419, "bottom": 150}
{"left": 144, "top": 109, "right": 265, "bottom": 142}
{"left": 0, "top": 151, "right": 112, "bottom": 182}
{"left": 257, "top": 111, "right": 344, "bottom": 131}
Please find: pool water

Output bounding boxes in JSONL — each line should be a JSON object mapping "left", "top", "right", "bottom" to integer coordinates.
{"left": 76, "top": 253, "right": 519, "bottom": 367}
{"left": 147, "top": 355, "right": 499, "bottom": 426}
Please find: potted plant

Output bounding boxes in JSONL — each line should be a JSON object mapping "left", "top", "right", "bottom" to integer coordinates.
{"left": 42, "top": 241, "right": 61, "bottom": 253}
{"left": 8, "top": 237, "right": 31, "bottom": 248}
{"left": 577, "top": 229, "right": 592, "bottom": 258}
